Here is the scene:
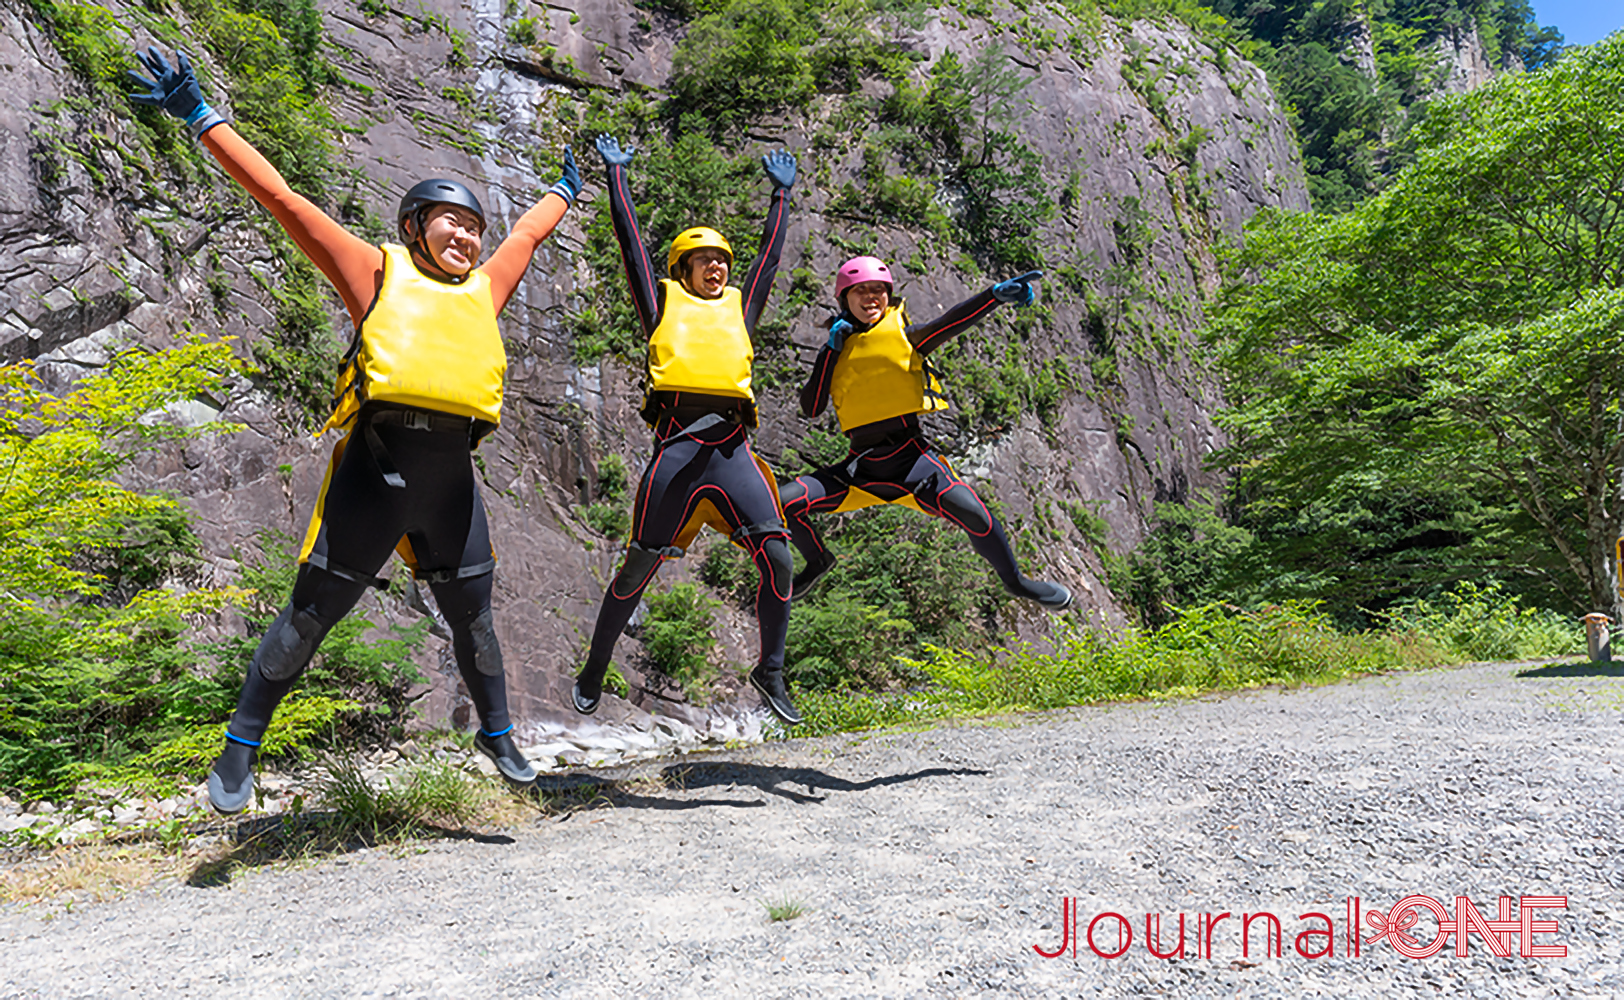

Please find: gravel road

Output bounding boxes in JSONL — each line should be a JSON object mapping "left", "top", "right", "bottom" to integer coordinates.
{"left": 3, "top": 658, "right": 1622, "bottom": 998}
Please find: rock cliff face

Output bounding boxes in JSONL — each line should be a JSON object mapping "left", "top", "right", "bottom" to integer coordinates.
{"left": 0, "top": 0, "right": 1308, "bottom": 735}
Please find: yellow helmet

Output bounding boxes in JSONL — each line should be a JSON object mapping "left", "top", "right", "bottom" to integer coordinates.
{"left": 667, "top": 227, "right": 733, "bottom": 278}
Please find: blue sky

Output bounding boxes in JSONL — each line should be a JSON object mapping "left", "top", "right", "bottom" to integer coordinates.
{"left": 1531, "top": 0, "right": 1621, "bottom": 47}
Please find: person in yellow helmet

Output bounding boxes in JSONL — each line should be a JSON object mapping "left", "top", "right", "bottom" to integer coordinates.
{"left": 126, "top": 45, "right": 577, "bottom": 812}
{"left": 780, "top": 256, "right": 1073, "bottom": 610}
{"left": 572, "top": 134, "right": 803, "bottom": 725}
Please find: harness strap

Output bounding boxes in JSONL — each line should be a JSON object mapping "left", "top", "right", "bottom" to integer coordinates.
{"left": 629, "top": 539, "right": 686, "bottom": 558}
{"left": 730, "top": 520, "right": 788, "bottom": 542}
{"left": 363, "top": 417, "right": 407, "bottom": 489}
{"left": 416, "top": 557, "right": 496, "bottom": 585}
{"left": 306, "top": 553, "right": 389, "bottom": 590}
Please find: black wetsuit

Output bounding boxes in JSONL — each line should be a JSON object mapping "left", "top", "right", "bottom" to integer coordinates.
{"left": 782, "top": 290, "right": 1065, "bottom": 604}
{"left": 580, "top": 164, "right": 792, "bottom": 680}
{"left": 227, "top": 406, "right": 512, "bottom": 745}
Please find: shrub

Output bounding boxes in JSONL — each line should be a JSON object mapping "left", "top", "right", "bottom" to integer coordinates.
{"left": 0, "top": 342, "right": 248, "bottom": 799}
{"left": 641, "top": 583, "right": 721, "bottom": 700}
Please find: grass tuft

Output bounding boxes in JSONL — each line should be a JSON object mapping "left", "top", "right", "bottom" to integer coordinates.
{"left": 762, "top": 896, "right": 806, "bottom": 922}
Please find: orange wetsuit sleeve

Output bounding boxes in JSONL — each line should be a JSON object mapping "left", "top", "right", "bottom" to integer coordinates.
{"left": 479, "top": 192, "right": 570, "bottom": 314}
{"left": 200, "top": 125, "right": 382, "bottom": 326}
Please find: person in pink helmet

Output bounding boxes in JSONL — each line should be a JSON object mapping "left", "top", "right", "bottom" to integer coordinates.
{"left": 779, "top": 257, "right": 1073, "bottom": 609}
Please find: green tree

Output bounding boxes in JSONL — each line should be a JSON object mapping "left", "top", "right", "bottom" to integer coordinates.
{"left": 0, "top": 342, "right": 249, "bottom": 796}
{"left": 1211, "top": 36, "right": 1624, "bottom": 615}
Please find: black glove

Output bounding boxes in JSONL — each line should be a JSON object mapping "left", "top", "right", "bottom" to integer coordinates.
{"left": 549, "top": 147, "right": 580, "bottom": 204}
{"left": 127, "top": 47, "right": 225, "bottom": 139}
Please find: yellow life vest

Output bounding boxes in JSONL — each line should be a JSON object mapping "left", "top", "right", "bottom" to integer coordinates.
{"left": 321, "top": 243, "right": 506, "bottom": 434}
{"left": 829, "top": 301, "right": 948, "bottom": 432}
{"left": 647, "top": 279, "right": 754, "bottom": 401}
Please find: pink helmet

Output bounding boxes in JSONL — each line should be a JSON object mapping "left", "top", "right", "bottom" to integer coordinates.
{"left": 834, "top": 256, "right": 893, "bottom": 302}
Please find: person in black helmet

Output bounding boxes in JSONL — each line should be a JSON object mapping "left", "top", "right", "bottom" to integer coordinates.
{"left": 126, "top": 45, "right": 578, "bottom": 812}
{"left": 571, "top": 133, "right": 803, "bottom": 725}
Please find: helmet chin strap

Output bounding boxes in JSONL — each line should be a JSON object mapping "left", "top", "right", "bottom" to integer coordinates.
{"left": 406, "top": 209, "right": 468, "bottom": 285}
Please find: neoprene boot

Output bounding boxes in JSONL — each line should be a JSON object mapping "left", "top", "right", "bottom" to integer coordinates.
{"left": 474, "top": 729, "right": 537, "bottom": 786}
{"left": 790, "top": 552, "right": 837, "bottom": 601}
{"left": 572, "top": 661, "right": 607, "bottom": 715}
{"left": 749, "top": 665, "right": 803, "bottom": 726}
{"left": 207, "top": 738, "right": 257, "bottom": 815}
{"left": 1027, "top": 580, "right": 1074, "bottom": 611}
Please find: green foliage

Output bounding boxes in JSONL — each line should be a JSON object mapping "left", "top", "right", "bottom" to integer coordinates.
{"left": 879, "top": 45, "right": 1054, "bottom": 269}
{"left": 668, "top": 0, "right": 818, "bottom": 134}
{"left": 778, "top": 504, "right": 1008, "bottom": 692}
{"left": 1203, "top": 0, "right": 1561, "bottom": 210}
{"left": 1211, "top": 37, "right": 1624, "bottom": 614}
{"left": 641, "top": 583, "right": 720, "bottom": 700}
{"left": 785, "top": 600, "right": 1452, "bottom": 737}
{"left": 250, "top": 245, "right": 343, "bottom": 426}
{"left": 507, "top": 16, "right": 538, "bottom": 45}
{"left": 172, "top": 0, "right": 340, "bottom": 199}
{"left": 934, "top": 334, "right": 1063, "bottom": 431}
{"left": 0, "top": 343, "right": 250, "bottom": 799}
{"left": 1382, "top": 582, "right": 1579, "bottom": 661}
{"left": 785, "top": 593, "right": 916, "bottom": 691}
{"left": 315, "top": 753, "right": 485, "bottom": 838}
{"left": 582, "top": 453, "right": 631, "bottom": 539}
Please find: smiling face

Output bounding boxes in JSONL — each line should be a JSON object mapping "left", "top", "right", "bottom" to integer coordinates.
{"left": 682, "top": 249, "right": 731, "bottom": 299}
{"left": 843, "top": 280, "right": 890, "bottom": 325}
{"left": 414, "top": 204, "right": 484, "bottom": 276}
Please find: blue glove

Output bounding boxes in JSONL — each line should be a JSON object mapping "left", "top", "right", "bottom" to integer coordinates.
{"left": 991, "top": 269, "right": 1043, "bottom": 306}
{"left": 596, "top": 134, "right": 636, "bottom": 168}
{"left": 548, "top": 146, "right": 580, "bottom": 204}
{"left": 826, "top": 318, "right": 853, "bottom": 352}
{"left": 127, "top": 47, "right": 224, "bottom": 139}
{"left": 762, "top": 149, "right": 796, "bottom": 190}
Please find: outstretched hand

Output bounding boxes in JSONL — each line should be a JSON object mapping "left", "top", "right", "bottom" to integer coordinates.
{"left": 127, "top": 46, "right": 207, "bottom": 122}
{"left": 762, "top": 149, "right": 796, "bottom": 190}
{"left": 596, "top": 134, "right": 636, "bottom": 168}
{"left": 991, "top": 270, "right": 1043, "bottom": 306}
{"left": 551, "top": 146, "right": 581, "bottom": 203}
{"left": 127, "top": 46, "right": 224, "bottom": 138}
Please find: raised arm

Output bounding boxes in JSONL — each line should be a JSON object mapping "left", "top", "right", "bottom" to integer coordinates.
{"left": 481, "top": 149, "right": 579, "bottom": 313}
{"left": 202, "top": 128, "right": 381, "bottom": 323}
{"left": 910, "top": 271, "right": 1043, "bottom": 355}
{"left": 799, "top": 341, "right": 838, "bottom": 418}
{"left": 595, "top": 135, "right": 659, "bottom": 337}
{"left": 738, "top": 150, "right": 796, "bottom": 333}
{"left": 128, "top": 46, "right": 382, "bottom": 324}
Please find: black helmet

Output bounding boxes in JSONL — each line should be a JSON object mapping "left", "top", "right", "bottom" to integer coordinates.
{"left": 397, "top": 178, "right": 486, "bottom": 241}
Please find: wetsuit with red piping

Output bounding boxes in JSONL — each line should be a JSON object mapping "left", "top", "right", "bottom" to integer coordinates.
{"left": 202, "top": 124, "right": 569, "bottom": 746}
{"left": 781, "top": 290, "right": 1068, "bottom": 605}
{"left": 579, "top": 160, "right": 793, "bottom": 685}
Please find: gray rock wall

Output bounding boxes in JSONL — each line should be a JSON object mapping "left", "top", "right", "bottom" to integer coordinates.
{"left": 0, "top": 0, "right": 1308, "bottom": 736}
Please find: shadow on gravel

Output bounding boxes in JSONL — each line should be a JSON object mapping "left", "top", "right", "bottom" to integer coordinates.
{"left": 661, "top": 762, "right": 990, "bottom": 804}
{"left": 1516, "top": 661, "right": 1624, "bottom": 678}
{"left": 184, "top": 813, "right": 516, "bottom": 888}
{"left": 526, "top": 763, "right": 989, "bottom": 814}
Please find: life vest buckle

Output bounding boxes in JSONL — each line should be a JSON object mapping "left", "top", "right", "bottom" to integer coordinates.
{"left": 403, "top": 410, "right": 432, "bottom": 431}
